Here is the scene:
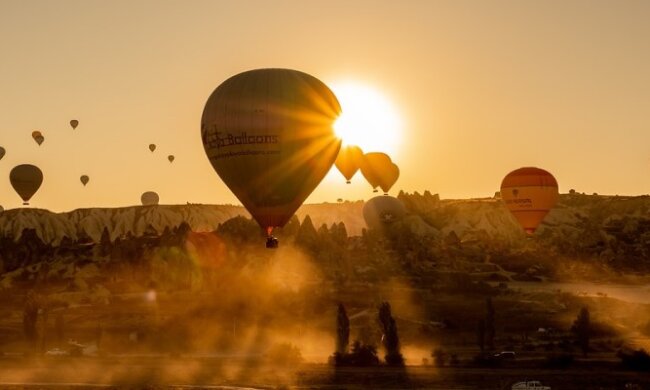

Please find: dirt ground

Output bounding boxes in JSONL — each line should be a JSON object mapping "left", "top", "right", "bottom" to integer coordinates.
{"left": 0, "top": 357, "right": 648, "bottom": 389}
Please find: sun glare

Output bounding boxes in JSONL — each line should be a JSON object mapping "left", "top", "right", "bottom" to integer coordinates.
{"left": 331, "top": 82, "right": 402, "bottom": 157}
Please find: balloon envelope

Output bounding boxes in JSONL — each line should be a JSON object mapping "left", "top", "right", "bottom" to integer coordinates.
{"left": 0, "top": 146, "right": 5, "bottom": 161}
{"left": 70, "top": 120, "right": 79, "bottom": 129}
{"left": 201, "top": 68, "right": 341, "bottom": 234}
{"left": 10, "top": 164, "right": 43, "bottom": 205}
{"left": 149, "top": 144, "right": 156, "bottom": 152}
{"left": 359, "top": 152, "right": 392, "bottom": 192}
{"left": 500, "top": 167, "right": 559, "bottom": 235}
{"left": 379, "top": 163, "right": 400, "bottom": 194}
{"left": 363, "top": 195, "right": 406, "bottom": 230}
{"left": 32, "top": 131, "right": 44, "bottom": 146}
{"left": 168, "top": 155, "right": 175, "bottom": 163}
{"left": 335, "top": 145, "right": 364, "bottom": 183}
{"left": 141, "top": 191, "right": 159, "bottom": 206}
{"left": 80, "top": 175, "right": 89, "bottom": 186}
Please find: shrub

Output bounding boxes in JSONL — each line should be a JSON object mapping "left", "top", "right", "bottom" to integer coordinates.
{"left": 618, "top": 349, "right": 650, "bottom": 371}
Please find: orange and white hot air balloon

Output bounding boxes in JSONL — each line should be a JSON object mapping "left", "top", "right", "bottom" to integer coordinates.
{"left": 500, "top": 167, "right": 559, "bottom": 235}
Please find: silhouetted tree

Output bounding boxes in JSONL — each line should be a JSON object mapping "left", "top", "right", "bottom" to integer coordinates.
{"left": 378, "top": 302, "right": 404, "bottom": 366}
{"left": 477, "top": 319, "right": 485, "bottom": 352}
{"left": 572, "top": 306, "right": 590, "bottom": 357}
{"left": 348, "top": 340, "right": 380, "bottom": 366}
{"left": 336, "top": 303, "right": 350, "bottom": 355}
{"left": 485, "top": 297, "right": 495, "bottom": 350}
{"left": 432, "top": 348, "right": 447, "bottom": 367}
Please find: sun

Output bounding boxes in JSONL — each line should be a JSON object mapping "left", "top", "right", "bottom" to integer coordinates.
{"left": 330, "top": 82, "right": 402, "bottom": 157}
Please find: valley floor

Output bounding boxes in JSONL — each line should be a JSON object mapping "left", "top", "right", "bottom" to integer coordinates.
{"left": 0, "top": 357, "right": 647, "bottom": 390}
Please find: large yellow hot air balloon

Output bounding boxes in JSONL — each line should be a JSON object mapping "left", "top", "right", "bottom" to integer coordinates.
{"left": 201, "top": 68, "right": 341, "bottom": 248}
{"left": 32, "top": 131, "right": 44, "bottom": 146}
{"left": 70, "top": 120, "right": 79, "bottom": 130}
{"left": 500, "top": 167, "right": 559, "bottom": 235}
{"left": 359, "top": 152, "right": 392, "bottom": 193}
{"left": 335, "top": 145, "right": 363, "bottom": 184}
{"left": 141, "top": 191, "right": 159, "bottom": 206}
{"left": 10, "top": 164, "right": 43, "bottom": 205}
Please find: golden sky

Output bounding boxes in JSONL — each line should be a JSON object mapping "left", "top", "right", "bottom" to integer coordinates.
{"left": 1, "top": 0, "right": 649, "bottom": 211}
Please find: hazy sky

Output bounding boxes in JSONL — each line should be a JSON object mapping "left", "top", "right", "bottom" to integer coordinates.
{"left": 1, "top": 0, "right": 649, "bottom": 211}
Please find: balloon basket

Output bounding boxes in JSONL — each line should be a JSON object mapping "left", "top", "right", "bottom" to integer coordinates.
{"left": 266, "top": 236, "right": 279, "bottom": 249}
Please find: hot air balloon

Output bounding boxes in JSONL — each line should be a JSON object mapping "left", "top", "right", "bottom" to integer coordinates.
{"left": 149, "top": 144, "right": 156, "bottom": 153}
{"left": 500, "top": 167, "right": 559, "bottom": 235}
{"left": 363, "top": 195, "right": 406, "bottom": 230}
{"left": 0, "top": 146, "right": 5, "bottom": 161}
{"left": 202, "top": 68, "right": 341, "bottom": 248}
{"left": 141, "top": 191, "right": 159, "bottom": 206}
{"left": 378, "top": 163, "right": 400, "bottom": 195}
{"left": 10, "top": 164, "right": 43, "bottom": 205}
{"left": 335, "top": 145, "right": 363, "bottom": 184}
{"left": 80, "top": 175, "right": 89, "bottom": 186}
{"left": 32, "top": 131, "right": 44, "bottom": 146}
{"left": 359, "top": 152, "right": 392, "bottom": 193}
{"left": 70, "top": 120, "right": 79, "bottom": 130}
{"left": 168, "top": 155, "right": 175, "bottom": 163}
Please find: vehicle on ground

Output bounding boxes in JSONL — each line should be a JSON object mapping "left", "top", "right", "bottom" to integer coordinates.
{"left": 512, "top": 381, "right": 551, "bottom": 390}
{"left": 494, "top": 351, "right": 516, "bottom": 359}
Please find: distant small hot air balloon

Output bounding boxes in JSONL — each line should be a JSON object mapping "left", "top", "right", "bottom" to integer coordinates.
{"left": 0, "top": 146, "right": 5, "bottom": 161}
{"left": 32, "top": 131, "right": 45, "bottom": 146}
{"left": 70, "top": 120, "right": 79, "bottom": 130}
{"left": 80, "top": 175, "right": 89, "bottom": 186}
{"left": 335, "top": 145, "right": 364, "bottom": 184}
{"left": 363, "top": 195, "right": 406, "bottom": 230}
{"left": 201, "top": 68, "right": 341, "bottom": 248}
{"left": 500, "top": 167, "right": 559, "bottom": 235}
{"left": 141, "top": 191, "right": 159, "bottom": 206}
{"left": 168, "top": 155, "right": 175, "bottom": 163}
{"left": 149, "top": 144, "right": 156, "bottom": 153}
{"left": 359, "top": 152, "right": 393, "bottom": 193}
{"left": 10, "top": 164, "right": 43, "bottom": 205}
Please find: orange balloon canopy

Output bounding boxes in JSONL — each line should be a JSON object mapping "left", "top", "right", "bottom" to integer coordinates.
{"left": 500, "top": 167, "right": 559, "bottom": 235}
{"left": 359, "top": 152, "right": 396, "bottom": 193}
{"left": 335, "top": 145, "right": 363, "bottom": 183}
{"left": 379, "top": 163, "right": 400, "bottom": 194}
